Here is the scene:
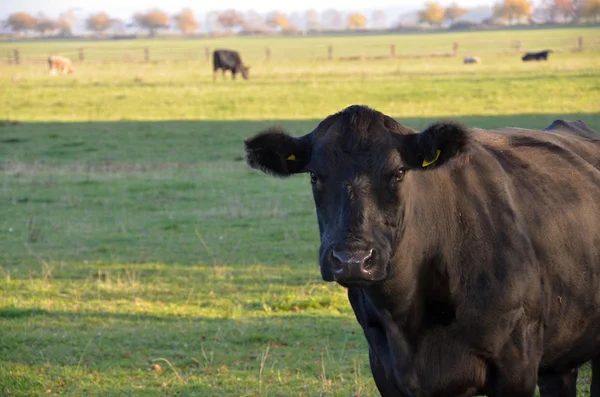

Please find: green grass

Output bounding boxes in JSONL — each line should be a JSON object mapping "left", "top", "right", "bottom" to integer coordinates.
{"left": 1, "top": 29, "right": 599, "bottom": 396}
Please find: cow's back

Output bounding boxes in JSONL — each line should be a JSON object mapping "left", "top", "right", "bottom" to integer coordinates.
{"left": 471, "top": 122, "right": 600, "bottom": 370}
{"left": 213, "top": 49, "right": 241, "bottom": 70}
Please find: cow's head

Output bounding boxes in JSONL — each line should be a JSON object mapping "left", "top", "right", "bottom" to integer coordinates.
{"left": 244, "top": 105, "right": 470, "bottom": 287}
{"left": 241, "top": 65, "right": 250, "bottom": 80}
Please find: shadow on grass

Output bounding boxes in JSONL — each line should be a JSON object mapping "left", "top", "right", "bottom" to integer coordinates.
{"left": 1, "top": 307, "right": 370, "bottom": 395}
{"left": 1, "top": 113, "right": 598, "bottom": 165}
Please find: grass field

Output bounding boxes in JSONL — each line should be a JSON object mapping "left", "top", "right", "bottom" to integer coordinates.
{"left": 1, "top": 28, "right": 600, "bottom": 396}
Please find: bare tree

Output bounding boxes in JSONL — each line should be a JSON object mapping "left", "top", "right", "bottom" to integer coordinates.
{"left": 243, "top": 10, "right": 268, "bottom": 32}
{"left": 305, "top": 9, "right": 320, "bottom": 30}
{"left": 133, "top": 9, "right": 170, "bottom": 37}
{"left": 372, "top": 10, "right": 387, "bottom": 29}
{"left": 217, "top": 9, "right": 244, "bottom": 31}
{"left": 34, "top": 14, "right": 58, "bottom": 36}
{"left": 322, "top": 9, "right": 344, "bottom": 30}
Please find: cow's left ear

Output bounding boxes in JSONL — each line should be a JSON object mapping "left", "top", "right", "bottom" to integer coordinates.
{"left": 398, "top": 122, "right": 471, "bottom": 169}
{"left": 244, "top": 127, "right": 311, "bottom": 177}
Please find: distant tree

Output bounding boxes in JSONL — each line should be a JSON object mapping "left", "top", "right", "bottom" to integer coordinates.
{"left": 493, "top": 0, "right": 533, "bottom": 24}
{"left": 268, "top": 12, "right": 289, "bottom": 30}
{"left": 5, "top": 12, "right": 37, "bottom": 33}
{"left": 347, "top": 13, "right": 367, "bottom": 29}
{"left": 445, "top": 3, "right": 468, "bottom": 22}
{"left": 305, "top": 9, "right": 320, "bottom": 30}
{"left": 288, "top": 11, "right": 304, "bottom": 31}
{"left": 243, "top": 10, "right": 268, "bottom": 32}
{"left": 322, "top": 9, "right": 344, "bottom": 30}
{"left": 372, "top": 10, "right": 387, "bottom": 29}
{"left": 581, "top": 0, "right": 600, "bottom": 21}
{"left": 540, "top": 0, "right": 575, "bottom": 21}
{"left": 86, "top": 12, "right": 111, "bottom": 33}
{"left": 205, "top": 11, "right": 222, "bottom": 32}
{"left": 133, "top": 9, "right": 170, "bottom": 37}
{"left": 173, "top": 9, "right": 198, "bottom": 34}
{"left": 34, "top": 15, "right": 58, "bottom": 35}
{"left": 419, "top": 2, "right": 446, "bottom": 25}
{"left": 217, "top": 9, "right": 244, "bottom": 31}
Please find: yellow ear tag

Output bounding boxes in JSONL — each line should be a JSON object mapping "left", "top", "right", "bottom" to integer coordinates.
{"left": 286, "top": 154, "right": 296, "bottom": 161}
{"left": 422, "top": 150, "right": 441, "bottom": 168}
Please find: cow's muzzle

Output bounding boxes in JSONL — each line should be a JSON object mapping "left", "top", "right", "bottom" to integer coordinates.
{"left": 324, "top": 244, "right": 387, "bottom": 284}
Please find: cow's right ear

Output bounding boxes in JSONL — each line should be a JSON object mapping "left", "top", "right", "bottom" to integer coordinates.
{"left": 244, "top": 127, "right": 311, "bottom": 177}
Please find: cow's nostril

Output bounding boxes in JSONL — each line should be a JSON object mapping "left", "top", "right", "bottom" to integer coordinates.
{"left": 363, "top": 249, "right": 375, "bottom": 269}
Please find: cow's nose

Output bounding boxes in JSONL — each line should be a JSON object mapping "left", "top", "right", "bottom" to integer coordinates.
{"left": 330, "top": 248, "right": 374, "bottom": 281}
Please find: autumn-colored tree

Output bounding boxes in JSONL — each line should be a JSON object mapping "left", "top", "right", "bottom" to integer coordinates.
{"left": 493, "top": 0, "right": 533, "bottom": 24}
{"left": 217, "top": 9, "right": 244, "bottom": 31}
{"left": 419, "top": 2, "right": 446, "bottom": 25}
{"left": 581, "top": 0, "right": 600, "bottom": 21}
{"left": 322, "top": 9, "right": 344, "bottom": 30}
{"left": 86, "top": 12, "right": 112, "bottom": 33}
{"left": 133, "top": 9, "right": 170, "bottom": 37}
{"left": 372, "top": 10, "right": 387, "bottom": 29}
{"left": 347, "top": 13, "right": 367, "bottom": 29}
{"left": 173, "top": 9, "right": 198, "bottom": 34}
{"left": 268, "top": 12, "right": 288, "bottom": 30}
{"left": 445, "top": 3, "right": 468, "bottom": 22}
{"left": 5, "top": 12, "right": 37, "bottom": 33}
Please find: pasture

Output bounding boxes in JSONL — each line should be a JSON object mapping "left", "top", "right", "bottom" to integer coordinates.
{"left": 1, "top": 28, "right": 600, "bottom": 396}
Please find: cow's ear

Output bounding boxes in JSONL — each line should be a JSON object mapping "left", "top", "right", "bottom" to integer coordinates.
{"left": 399, "top": 122, "right": 470, "bottom": 170}
{"left": 244, "top": 127, "right": 311, "bottom": 177}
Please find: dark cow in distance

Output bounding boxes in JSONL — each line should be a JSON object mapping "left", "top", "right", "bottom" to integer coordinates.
{"left": 244, "top": 105, "right": 600, "bottom": 397}
{"left": 522, "top": 50, "right": 553, "bottom": 61}
{"left": 213, "top": 49, "right": 249, "bottom": 80}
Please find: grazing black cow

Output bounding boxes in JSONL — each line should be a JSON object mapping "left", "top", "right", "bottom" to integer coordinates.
{"left": 522, "top": 50, "right": 553, "bottom": 61}
{"left": 244, "top": 105, "right": 600, "bottom": 397}
{"left": 212, "top": 49, "right": 249, "bottom": 80}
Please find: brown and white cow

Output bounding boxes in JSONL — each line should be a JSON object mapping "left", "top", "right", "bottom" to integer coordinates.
{"left": 48, "top": 55, "right": 74, "bottom": 75}
{"left": 245, "top": 105, "right": 600, "bottom": 397}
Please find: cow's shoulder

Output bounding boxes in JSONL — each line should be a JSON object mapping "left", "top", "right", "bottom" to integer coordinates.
{"left": 542, "top": 120, "right": 599, "bottom": 139}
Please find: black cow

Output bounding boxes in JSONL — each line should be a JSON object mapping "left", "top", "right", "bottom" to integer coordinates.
{"left": 522, "top": 50, "right": 553, "bottom": 61}
{"left": 212, "top": 49, "right": 249, "bottom": 80}
{"left": 244, "top": 105, "right": 600, "bottom": 397}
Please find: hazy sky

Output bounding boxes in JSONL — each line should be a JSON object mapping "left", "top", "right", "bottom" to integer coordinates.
{"left": 2, "top": 0, "right": 498, "bottom": 19}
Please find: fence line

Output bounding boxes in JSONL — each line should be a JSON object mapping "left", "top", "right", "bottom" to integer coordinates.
{"left": 3, "top": 36, "right": 596, "bottom": 65}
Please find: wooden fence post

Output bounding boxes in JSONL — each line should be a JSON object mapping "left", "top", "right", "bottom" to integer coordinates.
{"left": 205, "top": 47, "right": 210, "bottom": 62}
{"left": 79, "top": 48, "right": 84, "bottom": 62}
{"left": 144, "top": 48, "right": 149, "bottom": 63}
{"left": 328, "top": 45, "right": 333, "bottom": 60}
{"left": 452, "top": 42, "right": 458, "bottom": 56}
{"left": 265, "top": 47, "right": 271, "bottom": 61}
{"left": 14, "top": 49, "right": 20, "bottom": 65}
{"left": 513, "top": 40, "right": 521, "bottom": 53}
{"left": 578, "top": 36, "right": 583, "bottom": 52}
{"left": 390, "top": 44, "right": 396, "bottom": 58}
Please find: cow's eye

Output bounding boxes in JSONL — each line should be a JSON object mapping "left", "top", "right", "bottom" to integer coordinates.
{"left": 310, "top": 172, "right": 318, "bottom": 185}
{"left": 395, "top": 168, "right": 406, "bottom": 182}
